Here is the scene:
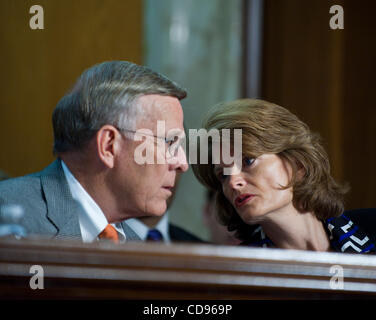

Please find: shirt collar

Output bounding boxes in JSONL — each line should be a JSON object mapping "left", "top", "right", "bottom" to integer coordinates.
{"left": 61, "top": 160, "right": 125, "bottom": 243}
{"left": 126, "top": 211, "right": 170, "bottom": 242}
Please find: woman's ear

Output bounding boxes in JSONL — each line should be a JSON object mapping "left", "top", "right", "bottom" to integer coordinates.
{"left": 296, "top": 161, "right": 306, "bottom": 181}
{"left": 281, "top": 157, "right": 305, "bottom": 186}
{"left": 96, "top": 125, "right": 121, "bottom": 169}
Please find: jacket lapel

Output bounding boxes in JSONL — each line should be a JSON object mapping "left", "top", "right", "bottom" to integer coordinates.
{"left": 40, "top": 160, "right": 82, "bottom": 240}
{"left": 40, "top": 159, "right": 141, "bottom": 242}
{"left": 121, "top": 220, "right": 141, "bottom": 241}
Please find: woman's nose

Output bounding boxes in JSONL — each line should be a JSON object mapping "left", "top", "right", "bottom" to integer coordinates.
{"left": 227, "top": 173, "right": 246, "bottom": 190}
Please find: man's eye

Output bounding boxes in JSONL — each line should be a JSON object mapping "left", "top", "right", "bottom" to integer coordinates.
{"left": 244, "top": 157, "right": 255, "bottom": 166}
{"left": 165, "top": 139, "right": 174, "bottom": 147}
{"left": 166, "top": 136, "right": 178, "bottom": 147}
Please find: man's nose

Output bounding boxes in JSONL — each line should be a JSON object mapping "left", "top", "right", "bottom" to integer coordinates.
{"left": 170, "top": 146, "right": 188, "bottom": 172}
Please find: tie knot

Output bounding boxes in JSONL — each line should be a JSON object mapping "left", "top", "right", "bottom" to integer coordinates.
{"left": 99, "top": 224, "right": 119, "bottom": 243}
{"left": 146, "top": 229, "right": 164, "bottom": 242}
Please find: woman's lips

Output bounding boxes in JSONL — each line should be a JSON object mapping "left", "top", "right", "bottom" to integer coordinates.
{"left": 235, "top": 194, "right": 255, "bottom": 208}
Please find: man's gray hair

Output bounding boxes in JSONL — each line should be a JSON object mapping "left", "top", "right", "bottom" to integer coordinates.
{"left": 52, "top": 61, "right": 187, "bottom": 153}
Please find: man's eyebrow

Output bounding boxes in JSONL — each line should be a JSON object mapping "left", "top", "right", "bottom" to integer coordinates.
{"left": 166, "top": 129, "right": 185, "bottom": 137}
{"left": 170, "top": 127, "right": 184, "bottom": 133}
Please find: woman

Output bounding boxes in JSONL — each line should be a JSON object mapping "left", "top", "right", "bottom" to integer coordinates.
{"left": 192, "top": 99, "right": 376, "bottom": 253}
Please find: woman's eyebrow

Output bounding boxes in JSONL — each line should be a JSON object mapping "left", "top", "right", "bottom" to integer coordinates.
{"left": 213, "top": 166, "right": 223, "bottom": 174}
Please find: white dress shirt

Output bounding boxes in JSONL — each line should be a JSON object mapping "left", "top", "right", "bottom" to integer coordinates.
{"left": 61, "top": 161, "right": 125, "bottom": 243}
{"left": 126, "top": 212, "right": 170, "bottom": 243}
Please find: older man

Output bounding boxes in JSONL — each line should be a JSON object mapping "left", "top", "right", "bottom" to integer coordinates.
{"left": 0, "top": 61, "right": 188, "bottom": 243}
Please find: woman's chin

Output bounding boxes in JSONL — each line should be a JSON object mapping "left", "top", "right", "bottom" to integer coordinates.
{"left": 238, "top": 210, "right": 264, "bottom": 225}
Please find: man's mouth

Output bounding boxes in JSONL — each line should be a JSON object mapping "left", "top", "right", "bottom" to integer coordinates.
{"left": 235, "top": 194, "right": 254, "bottom": 208}
{"left": 162, "top": 186, "right": 174, "bottom": 194}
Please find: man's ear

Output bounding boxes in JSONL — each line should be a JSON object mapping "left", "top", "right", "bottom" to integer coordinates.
{"left": 96, "top": 125, "right": 121, "bottom": 169}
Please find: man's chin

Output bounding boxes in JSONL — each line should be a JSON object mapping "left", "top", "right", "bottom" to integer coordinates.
{"left": 146, "top": 202, "right": 168, "bottom": 217}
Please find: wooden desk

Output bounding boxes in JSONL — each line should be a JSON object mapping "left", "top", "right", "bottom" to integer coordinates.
{"left": 0, "top": 238, "right": 375, "bottom": 299}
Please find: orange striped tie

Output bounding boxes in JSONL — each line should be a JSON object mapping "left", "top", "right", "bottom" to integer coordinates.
{"left": 99, "top": 224, "right": 119, "bottom": 244}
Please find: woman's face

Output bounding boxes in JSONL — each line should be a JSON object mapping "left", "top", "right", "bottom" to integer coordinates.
{"left": 214, "top": 154, "right": 294, "bottom": 225}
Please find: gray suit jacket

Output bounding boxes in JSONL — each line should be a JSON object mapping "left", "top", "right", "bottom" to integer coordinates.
{"left": 0, "top": 159, "right": 140, "bottom": 241}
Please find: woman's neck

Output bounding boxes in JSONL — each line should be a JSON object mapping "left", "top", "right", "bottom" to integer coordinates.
{"left": 260, "top": 205, "right": 331, "bottom": 252}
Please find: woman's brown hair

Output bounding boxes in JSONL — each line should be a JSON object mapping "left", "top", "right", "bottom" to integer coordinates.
{"left": 192, "top": 99, "right": 349, "bottom": 241}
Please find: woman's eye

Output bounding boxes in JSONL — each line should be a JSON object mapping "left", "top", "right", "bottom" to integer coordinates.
{"left": 216, "top": 171, "right": 226, "bottom": 181}
{"left": 244, "top": 157, "right": 255, "bottom": 166}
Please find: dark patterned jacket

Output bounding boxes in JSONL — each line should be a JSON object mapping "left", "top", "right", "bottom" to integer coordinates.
{"left": 242, "top": 208, "right": 376, "bottom": 254}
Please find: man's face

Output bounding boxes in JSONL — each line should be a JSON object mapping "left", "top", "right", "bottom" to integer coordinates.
{"left": 113, "top": 94, "right": 188, "bottom": 219}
